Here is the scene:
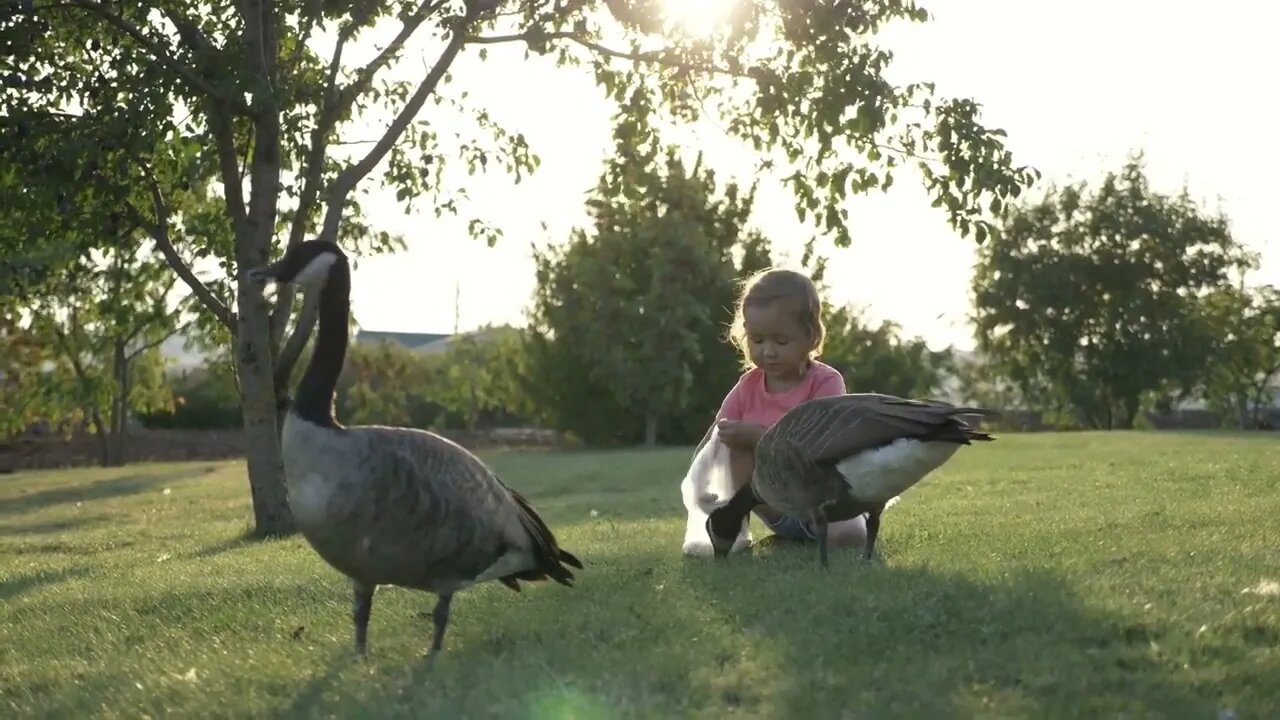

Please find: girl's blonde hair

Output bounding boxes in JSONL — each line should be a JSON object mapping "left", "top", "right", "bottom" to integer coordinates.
{"left": 727, "top": 267, "right": 826, "bottom": 369}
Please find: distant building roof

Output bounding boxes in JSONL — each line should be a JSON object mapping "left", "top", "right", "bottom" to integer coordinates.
{"left": 355, "top": 329, "right": 452, "bottom": 350}
{"left": 415, "top": 325, "right": 518, "bottom": 354}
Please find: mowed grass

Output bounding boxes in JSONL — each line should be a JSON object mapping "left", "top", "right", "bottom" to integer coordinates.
{"left": 2, "top": 432, "right": 1278, "bottom": 719}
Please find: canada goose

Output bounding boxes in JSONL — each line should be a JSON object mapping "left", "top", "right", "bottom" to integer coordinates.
{"left": 704, "top": 393, "right": 996, "bottom": 568}
{"left": 247, "top": 240, "right": 582, "bottom": 659}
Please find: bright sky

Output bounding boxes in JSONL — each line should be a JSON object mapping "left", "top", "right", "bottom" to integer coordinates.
{"left": 346, "top": 0, "right": 1280, "bottom": 352}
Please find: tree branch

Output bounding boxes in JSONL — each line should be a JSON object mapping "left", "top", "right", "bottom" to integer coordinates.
{"left": 274, "top": 292, "right": 319, "bottom": 391}
{"left": 340, "top": 0, "right": 451, "bottom": 110}
{"left": 284, "top": 0, "right": 325, "bottom": 76}
{"left": 317, "top": 8, "right": 477, "bottom": 243}
{"left": 127, "top": 169, "right": 236, "bottom": 331}
{"left": 126, "top": 319, "right": 188, "bottom": 363}
{"left": 208, "top": 106, "right": 249, "bottom": 230}
{"left": 270, "top": 9, "right": 366, "bottom": 349}
{"left": 269, "top": 0, "right": 451, "bottom": 351}
{"left": 49, "top": 321, "right": 92, "bottom": 384}
{"left": 121, "top": 274, "right": 179, "bottom": 351}
{"left": 58, "top": 0, "right": 251, "bottom": 113}
{"left": 465, "top": 30, "right": 752, "bottom": 78}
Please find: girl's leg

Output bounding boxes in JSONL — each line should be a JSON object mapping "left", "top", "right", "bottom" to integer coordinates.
{"left": 826, "top": 514, "right": 868, "bottom": 549}
{"left": 727, "top": 445, "right": 755, "bottom": 491}
{"left": 755, "top": 511, "right": 868, "bottom": 549}
{"left": 725, "top": 441, "right": 867, "bottom": 551}
{"left": 754, "top": 510, "right": 818, "bottom": 541}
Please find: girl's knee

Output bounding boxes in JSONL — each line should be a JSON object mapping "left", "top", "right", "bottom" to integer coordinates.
{"left": 826, "top": 515, "right": 868, "bottom": 548}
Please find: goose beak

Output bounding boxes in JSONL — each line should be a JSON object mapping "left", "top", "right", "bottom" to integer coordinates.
{"left": 247, "top": 260, "right": 287, "bottom": 284}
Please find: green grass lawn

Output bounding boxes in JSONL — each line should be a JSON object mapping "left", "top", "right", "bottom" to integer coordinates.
{"left": 2, "top": 431, "right": 1278, "bottom": 719}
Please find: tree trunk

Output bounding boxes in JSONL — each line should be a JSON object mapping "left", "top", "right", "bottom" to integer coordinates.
{"left": 1236, "top": 392, "right": 1252, "bottom": 429}
{"left": 107, "top": 340, "right": 128, "bottom": 467}
{"left": 235, "top": 0, "right": 290, "bottom": 538}
{"left": 643, "top": 412, "right": 659, "bottom": 447}
{"left": 1118, "top": 396, "right": 1139, "bottom": 430}
{"left": 236, "top": 302, "right": 294, "bottom": 537}
{"left": 89, "top": 409, "right": 111, "bottom": 468}
{"left": 116, "top": 360, "right": 130, "bottom": 466}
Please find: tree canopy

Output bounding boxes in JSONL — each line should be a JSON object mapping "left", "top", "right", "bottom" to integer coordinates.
{"left": 821, "top": 304, "right": 954, "bottom": 399}
{"left": 971, "top": 154, "right": 1256, "bottom": 429}
{"left": 527, "top": 131, "right": 772, "bottom": 446}
{"left": 1195, "top": 284, "right": 1280, "bottom": 428}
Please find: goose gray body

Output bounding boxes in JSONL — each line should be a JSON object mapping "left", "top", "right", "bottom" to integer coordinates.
{"left": 706, "top": 393, "right": 996, "bottom": 567}
{"left": 282, "top": 418, "right": 555, "bottom": 596}
{"left": 249, "top": 239, "right": 581, "bottom": 659}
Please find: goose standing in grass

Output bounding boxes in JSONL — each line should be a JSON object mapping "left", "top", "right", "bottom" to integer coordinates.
{"left": 248, "top": 240, "right": 582, "bottom": 659}
{"left": 705, "top": 393, "right": 997, "bottom": 568}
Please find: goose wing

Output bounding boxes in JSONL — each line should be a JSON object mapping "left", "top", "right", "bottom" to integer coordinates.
{"left": 388, "top": 429, "right": 582, "bottom": 588}
{"left": 768, "top": 393, "right": 996, "bottom": 466}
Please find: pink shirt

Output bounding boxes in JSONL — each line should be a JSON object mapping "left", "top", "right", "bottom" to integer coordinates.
{"left": 717, "top": 361, "right": 847, "bottom": 429}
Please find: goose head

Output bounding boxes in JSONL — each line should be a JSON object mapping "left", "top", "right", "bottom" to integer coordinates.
{"left": 703, "top": 485, "right": 760, "bottom": 559}
{"left": 248, "top": 240, "right": 346, "bottom": 289}
{"left": 704, "top": 508, "right": 740, "bottom": 558}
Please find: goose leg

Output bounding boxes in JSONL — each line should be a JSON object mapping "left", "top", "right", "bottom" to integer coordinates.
{"left": 352, "top": 581, "right": 375, "bottom": 655}
{"left": 426, "top": 593, "right": 454, "bottom": 659}
{"left": 863, "top": 507, "right": 883, "bottom": 561}
{"left": 812, "top": 507, "right": 830, "bottom": 570}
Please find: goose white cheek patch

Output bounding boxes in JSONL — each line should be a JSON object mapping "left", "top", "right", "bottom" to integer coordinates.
{"left": 680, "top": 427, "right": 752, "bottom": 558}
{"left": 294, "top": 252, "right": 339, "bottom": 285}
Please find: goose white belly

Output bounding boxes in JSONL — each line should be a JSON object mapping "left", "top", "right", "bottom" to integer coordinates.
{"left": 834, "top": 438, "right": 960, "bottom": 504}
{"left": 280, "top": 413, "right": 350, "bottom": 529}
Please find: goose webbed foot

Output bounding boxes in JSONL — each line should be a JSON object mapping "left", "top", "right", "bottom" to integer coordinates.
{"left": 352, "top": 582, "right": 375, "bottom": 656}
{"left": 425, "top": 593, "right": 454, "bottom": 659}
{"left": 863, "top": 507, "right": 883, "bottom": 562}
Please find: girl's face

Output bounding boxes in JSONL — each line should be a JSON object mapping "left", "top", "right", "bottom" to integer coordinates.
{"left": 742, "top": 300, "right": 814, "bottom": 381}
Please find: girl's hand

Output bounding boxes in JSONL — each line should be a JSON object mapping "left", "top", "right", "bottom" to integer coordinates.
{"left": 716, "top": 419, "right": 766, "bottom": 447}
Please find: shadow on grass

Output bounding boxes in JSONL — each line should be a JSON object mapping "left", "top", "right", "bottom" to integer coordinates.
{"left": 0, "top": 514, "right": 112, "bottom": 536}
{"left": 672, "top": 543, "right": 1228, "bottom": 717}
{"left": 0, "top": 564, "right": 91, "bottom": 602}
{"left": 277, "top": 542, "right": 1239, "bottom": 718}
{"left": 0, "top": 466, "right": 216, "bottom": 518}
{"left": 183, "top": 530, "right": 259, "bottom": 561}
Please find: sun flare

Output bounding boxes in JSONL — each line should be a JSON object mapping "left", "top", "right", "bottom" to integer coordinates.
{"left": 661, "top": 0, "right": 738, "bottom": 38}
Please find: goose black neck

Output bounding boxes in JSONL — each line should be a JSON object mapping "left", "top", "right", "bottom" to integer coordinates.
{"left": 292, "top": 255, "right": 350, "bottom": 428}
{"left": 709, "top": 483, "right": 762, "bottom": 537}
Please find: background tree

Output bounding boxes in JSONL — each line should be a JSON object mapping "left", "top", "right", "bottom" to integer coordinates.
{"left": 139, "top": 353, "right": 245, "bottom": 431}
{"left": 25, "top": 241, "right": 186, "bottom": 466}
{"left": 481, "top": 326, "right": 544, "bottom": 427}
{"left": 971, "top": 153, "right": 1255, "bottom": 429}
{"left": 338, "top": 341, "right": 434, "bottom": 428}
{"left": 0, "top": 312, "right": 71, "bottom": 440}
{"left": 821, "top": 304, "right": 954, "bottom": 398}
{"left": 429, "top": 326, "right": 529, "bottom": 432}
{"left": 8, "top": 0, "right": 1036, "bottom": 533}
{"left": 527, "top": 130, "right": 771, "bottom": 446}
{"left": 1196, "top": 284, "right": 1280, "bottom": 428}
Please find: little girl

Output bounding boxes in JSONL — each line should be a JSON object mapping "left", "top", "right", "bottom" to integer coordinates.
{"left": 711, "top": 267, "right": 868, "bottom": 549}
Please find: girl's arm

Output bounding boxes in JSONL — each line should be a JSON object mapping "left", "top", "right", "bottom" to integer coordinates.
{"left": 691, "top": 371, "right": 747, "bottom": 450}
{"left": 812, "top": 366, "right": 848, "bottom": 399}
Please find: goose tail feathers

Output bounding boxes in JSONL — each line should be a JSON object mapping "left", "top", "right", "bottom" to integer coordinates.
{"left": 502, "top": 486, "right": 583, "bottom": 590}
